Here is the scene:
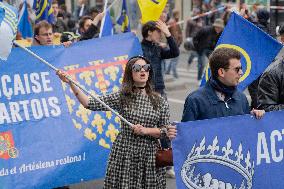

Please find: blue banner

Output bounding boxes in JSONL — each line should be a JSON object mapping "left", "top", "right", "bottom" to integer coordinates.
{"left": 0, "top": 33, "right": 142, "bottom": 188}
{"left": 200, "top": 12, "right": 283, "bottom": 91}
{"left": 173, "top": 110, "right": 284, "bottom": 189}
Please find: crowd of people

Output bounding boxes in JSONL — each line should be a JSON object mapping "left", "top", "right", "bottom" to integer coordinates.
{"left": 12, "top": 1, "right": 284, "bottom": 188}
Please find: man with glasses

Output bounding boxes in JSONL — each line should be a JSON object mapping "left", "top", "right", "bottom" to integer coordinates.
{"left": 182, "top": 47, "right": 265, "bottom": 122}
{"left": 32, "top": 20, "right": 71, "bottom": 47}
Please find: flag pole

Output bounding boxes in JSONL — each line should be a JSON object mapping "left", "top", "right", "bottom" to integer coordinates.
{"left": 13, "top": 41, "right": 133, "bottom": 127}
{"left": 173, "top": 6, "right": 227, "bottom": 27}
{"left": 99, "top": 0, "right": 109, "bottom": 37}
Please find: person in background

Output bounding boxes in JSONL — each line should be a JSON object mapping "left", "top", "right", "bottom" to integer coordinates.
{"left": 78, "top": 13, "right": 104, "bottom": 41}
{"left": 165, "top": 9, "right": 183, "bottom": 79}
{"left": 182, "top": 47, "right": 265, "bottom": 122}
{"left": 52, "top": 0, "right": 68, "bottom": 34}
{"left": 185, "top": 8, "right": 203, "bottom": 69}
{"left": 193, "top": 18, "right": 224, "bottom": 80}
{"left": 32, "top": 21, "right": 71, "bottom": 47}
{"left": 248, "top": 8, "right": 270, "bottom": 109}
{"left": 74, "top": 0, "right": 89, "bottom": 20}
{"left": 141, "top": 20, "right": 180, "bottom": 97}
{"left": 257, "top": 25, "right": 284, "bottom": 112}
{"left": 56, "top": 56, "right": 177, "bottom": 189}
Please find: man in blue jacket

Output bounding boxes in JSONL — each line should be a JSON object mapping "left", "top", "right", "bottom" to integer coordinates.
{"left": 182, "top": 47, "right": 264, "bottom": 122}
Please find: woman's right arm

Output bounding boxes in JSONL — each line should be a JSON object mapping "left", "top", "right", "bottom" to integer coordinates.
{"left": 56, "top": 70, "right": 89, "bottom": 108}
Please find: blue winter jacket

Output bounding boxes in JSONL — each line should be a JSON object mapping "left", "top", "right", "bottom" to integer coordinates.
{"left": 181, "top": 82, "right": 250, "bottom": 122}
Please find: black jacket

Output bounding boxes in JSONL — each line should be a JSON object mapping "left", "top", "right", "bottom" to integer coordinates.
{"left": 193, "top": 26, "right": 221, "bottom": 53}
{"left": 141, "top": 36, "right": 179, "bottom": 91}
{"left": 79, "top": 24, "right": 100, "bottom": 41}
{"left": 257, "top": 62, "right": 284, "bottom": 111}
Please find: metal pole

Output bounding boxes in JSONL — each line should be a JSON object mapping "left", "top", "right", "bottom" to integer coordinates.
{"left": 13, "top": 41, "right": 133, "bottom": 127}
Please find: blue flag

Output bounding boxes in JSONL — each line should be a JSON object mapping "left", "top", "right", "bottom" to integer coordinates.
{"left": 0, "top": 2, "right": 18, "bottom": 60}
{"left": 100, "top": 10, "right": 113, "bottom": 37}
{"left": 200, "top": 12, "right": 283, "bottom": 91}
{"left": 18, "top": 1, "right": 33, "bottom": 38}
{"left": 173, "top": 110, "right": 284, "bottom": 189}
{"left": 0, "top": 33, "right": 142, "bottom": 188}
{"left": 117, "top": 0, "right": 130, "bottom": 33}
{"left": 34, "top": 0, "right": 54, "bottom": 24}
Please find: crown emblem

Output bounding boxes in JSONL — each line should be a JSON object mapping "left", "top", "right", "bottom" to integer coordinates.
{"left": 181, "top": 137, "right": 254, "bottom": 189}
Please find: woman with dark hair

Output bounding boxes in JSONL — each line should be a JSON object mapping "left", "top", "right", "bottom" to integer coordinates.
{"left": 56, "top": 56, "right": 177, "bottom": 189}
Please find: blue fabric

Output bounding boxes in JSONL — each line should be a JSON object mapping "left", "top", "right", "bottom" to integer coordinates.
{"left": 100, "top": 10, "right": 113, "bottom": 37}
{"left": 0, "top": 6, "right": 4, "bottom": 24}
{"left": 34, "top": 0, "right": 54, "bottom": 24}
{"left": 0, "top": 33, "right": 142, "bottom": 189}
{"left": 181, "top": 82, "right": 250, "bottom": 122}
{"left": 200, "top": 12, "right": 283, "bottom": 91}
{"left": 18, "top": 1, "right": 33, "bottom": 38}
{"left": 116, "top": 0, "right": 130, "bottom": 32}
{"left": 174, "top": 110, "right": 284, "bottom": 189}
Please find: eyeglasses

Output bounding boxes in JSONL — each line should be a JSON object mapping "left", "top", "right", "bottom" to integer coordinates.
{"left": 225, "top": 66, "right": 242, "bottom": 73}
{"left": 39, "top": 32, "right": 53, "bottom": 37}
{"left": 132, "top": 64, "right": 151, "bottom": 72}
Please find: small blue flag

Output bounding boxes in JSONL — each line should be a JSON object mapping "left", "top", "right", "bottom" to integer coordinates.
{"left": 34, "top": 0, "right": 54, "bottom": 24}
{"left": 200, "top": 12, "right": 283, "bottom": 91}
{"left": 100, "top": 10, "right": 113, "bottom": 37}
{"left": 117, "top": 0, "right": 130, "bottom": 33}
{"left": 18, "top": 1, "right": 33, "bottom": 38}
{"left": 0, "top": 2, "right": 18, "bottom": 60}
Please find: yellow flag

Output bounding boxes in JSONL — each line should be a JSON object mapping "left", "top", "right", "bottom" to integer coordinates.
{"left": 137, "top": 0, "right": 167, "bottom": 24}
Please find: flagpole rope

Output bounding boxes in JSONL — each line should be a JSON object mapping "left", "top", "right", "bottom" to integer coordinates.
{"left": 13, "top": 41, "right": 133, "bottom": 128}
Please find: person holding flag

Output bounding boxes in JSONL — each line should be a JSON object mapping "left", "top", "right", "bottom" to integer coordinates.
{"left": 56, "top": 56, "right": 177, "bottom": 189}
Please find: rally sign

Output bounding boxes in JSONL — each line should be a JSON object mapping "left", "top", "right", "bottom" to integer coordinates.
{"left": 173, "top": 110, "right": 284, "bottom": 189}
{"left": 0, "top": 33, "right": 142, "bottom": 188}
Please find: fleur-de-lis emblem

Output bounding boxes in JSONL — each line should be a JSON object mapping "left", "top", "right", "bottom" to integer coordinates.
{"left": 207, "top": 136, "right": 219, "bottom": 155}
{"left": 104, "top": 66, "right": 119, "bottom": 81}
{"left": 106, "top": 111, "right": 112, "bottom": 119}
{"left": 84, "top": 128, "right": 97, "bottom": 141}
{"left": 91, "top": 114, "right": 106, "bottom": 134}
{"left": 65, "top": 94, "right": 76, "bottom": 113}
{"left": 76, "top": 105, "right": 91, "bottom": 124}
{"left": 106, "top": 123, "right": 119, "bottom": 142}
{"left": 222, "top": 138, "right": 233, "bottom": 159}
{"left": 79, "top": 71, "right": 95, "bottom": 86}
{"left": 235, "top": 143, "right": 244, "bottom": 163}
{"left": 72, "top": 119, "right": 82, "bottom": 130}
{"left": 99, "top": 138, "right": 110, "bottom": 149}
{"left": 195, "top": 137, "right": 205, "bottom": 155}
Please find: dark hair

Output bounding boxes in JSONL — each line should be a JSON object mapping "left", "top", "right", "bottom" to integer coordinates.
{"left": 120, "top": 56, "right": 160, "bottom": 110}
{"left": 209, "top": 48, "right": 241, "bottom": 79}
{"left": 141, "top": 21, "right": 160, "bottom": 39}
{"left": 89, "top": 6, "right": 100, "bottom": 15}
{"left": 79, "top": 16, "right": 92, "bottom": 31}
{"left": 52, "top": 0, "right": 58, "bottom": 5}
{"left": 34, "top": 20, "right": 52, "bottom": 37}
{"left": 279, "top": 25, "right": 284, "bottom": 35}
